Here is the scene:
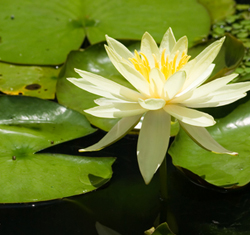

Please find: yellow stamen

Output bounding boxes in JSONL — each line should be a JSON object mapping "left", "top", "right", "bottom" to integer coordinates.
{"left": 129, "top": 48, "right": 190, "bottom": 82}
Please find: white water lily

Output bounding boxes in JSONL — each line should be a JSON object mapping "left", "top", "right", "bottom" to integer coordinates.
{"left": 68, "top": 28, "right": 250, "bottom": 184}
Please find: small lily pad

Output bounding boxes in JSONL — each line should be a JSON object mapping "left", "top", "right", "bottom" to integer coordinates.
{"left": 0, "top": 95, "right": 115, "bottom": 203}
{"left": 0, "top": 62, "right": 60, "bottom": 99}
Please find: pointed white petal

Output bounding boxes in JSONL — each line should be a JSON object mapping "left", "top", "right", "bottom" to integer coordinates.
{"left": 179, "top": 64, "right": 215, "bottom": 96}
{"left": 73, "top": 69, "right": 145, "bottom": 102}
{"left": 85, "top": 102, "right": 146, "bottom": 118}
{"left": 159, "top": 27, "right": 176, "bottom": 55}
{"left": 94, "top": 98, "right": 127, "bottom": 105}
{"left": 185, "top": 73, "right": 238, "bottom": 100}
{"left": 149, "top": 68, "right": 165, "bottom": 96}
{"left": 164, "top": 71, "right": 186, "bottom": 100}
{"left": 137, "top": 110, "right": 171, "bottom": 184}
{"left": 179, "top": 121, "right": 238, "bottom": 155}
{"left": 184, "top": 82, "right": 250, "bottom": 108}
{"left": 67, "top": 77, "right": 117, "bottom": 99}
{"left": 140, "top": 32, "right": 160, "bottom": 67}
{"left": 138, "top": 98, "right": 166, "bottom": 110}
{"left": 105, "top": 35, "right": 134, "bottom": 60}
{"left": 80, "top": 115, "right": 142, "bottom": 152}
{"left": 184, "top": 94, "right": 246, "bottom": 108}
{"left": 164, "top": 104, "right": 215, "bottom": 127}
{"left": 169, "top": 36, "right": 188, "bottom": 61}
{"left": 188, "top": 37, "right": 225, "bottom": 82}
{"left": 105, "top": 46, "right": 151, "bottom": 96}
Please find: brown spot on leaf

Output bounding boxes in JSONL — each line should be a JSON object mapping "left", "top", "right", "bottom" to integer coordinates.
{"left": 25, "top": 84, "right": 41, "bottom": 90}
{"left": 12, "top": 156, "right": 16, "bottom": 160}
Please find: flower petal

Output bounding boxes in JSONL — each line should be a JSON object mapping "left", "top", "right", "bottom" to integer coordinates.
{"left": 164, "top": 70, "right": 186, "bottom": 100}
{"left": 137, "top": 110, "right": 171, "bottom": 184}
{"left": 149, "top": 68, "right": 165, "bottom": 96}
{"left": 169, "top": 36, "right": 188, "bottom": 61}
{"left": 179, "top": 64, "right": 215, "bottom": 96}
{"left": 187, "top": 37, "right": 225, "bottom": 82}
{"left": 80, "top": 115, "right": 142, "bottom": 152}
{"left": 184, "top": 81, "right": 250, "bottom": 108}
{"left": 138, "top": 98, "right": 166, "bottom": 110}
{"left": 85, "top": 102, "right": 146, "bottom": 118}
{"left": 159, "top": 27, "right": 176, "bottom": 55}
{"left": 179, "top": 121, "right": 238, "bottom": 155}
{"left": 185, "top": 73, "right": 238, "bottom": 100}
{"left": 73, "top": 69, "right": 145, "bottom": 102}
{"left": 67, "top": 77, "right": 118, "bottom": 99}
{"left": 105, "top": 45, "right": 151, "bottom": 96}
{"left": 105, "top": 35, "right": 134, "bottom": 60}
{"left": 140, "top": 32, "right": 160, "bottom": 67}
{"left": 164, "top": 104, "right": 215, "bottom": 127}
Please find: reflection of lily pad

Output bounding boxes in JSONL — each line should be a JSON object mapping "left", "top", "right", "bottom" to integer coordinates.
{"left": 0, "top": 0, "right": 210, "bottom": 64}
{"left": 0, "top": 62, "right": 60, "bottom": 99}
{"left": 0, "top": 95, "right": 115, "bottom": 203}
{"left": 169, "top": 95, "right": 250, "bottom": 188}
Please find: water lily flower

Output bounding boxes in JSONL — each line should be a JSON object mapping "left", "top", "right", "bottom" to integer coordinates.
{"left": 67, "top": 28, "right": 250, "bottom": 184}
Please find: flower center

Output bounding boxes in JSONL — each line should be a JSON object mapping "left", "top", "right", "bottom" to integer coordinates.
{"left": 129, "top": 49, "right": 190, "bottom": 81}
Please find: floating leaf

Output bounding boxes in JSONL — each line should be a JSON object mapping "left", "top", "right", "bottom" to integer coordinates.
{"left": 169, "top": 94, "right": 250, "bottom": 188}
{"left": 199, "top": 0, "right": 235, "bottom": 23}
{"left": 0, "top": 95, "right": 115, "bottom": 203}
{"left": 0, "top": 62, "right": 60, "bottom": 99}
{"left": 0, "top": 0, "right": 210, "bottom": 64}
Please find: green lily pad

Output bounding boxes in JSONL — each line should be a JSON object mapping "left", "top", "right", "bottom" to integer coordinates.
{"left": 0, "top": 0, "right": 210, "bottom": 64}
{"left": 168, "top": 95, "right": 250, "bottom": 188}
{"left": 0, "top": 95, "right": 115, "bottom": 203}
{"left": 84, "top": 0, "right": 210, "bottom": 47}
{"left": 0, "top": 62, "right": 60, "bottom": 99}
{"left": 199, "top": 0, "right": 235, "bottom": 23}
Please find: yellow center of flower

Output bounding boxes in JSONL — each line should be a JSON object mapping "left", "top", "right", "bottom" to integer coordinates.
{"left": 129, "top": 49, "right": 190, "bottom": 81}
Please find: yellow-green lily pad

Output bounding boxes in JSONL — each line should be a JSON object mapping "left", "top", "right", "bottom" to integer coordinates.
{"left": 0, "top": 62, "right": 60, "bottom": 99}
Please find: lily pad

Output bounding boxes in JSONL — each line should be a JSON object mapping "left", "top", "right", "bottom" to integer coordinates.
{"left": 0, "top": 0, "right": 210, "bottom": 64}
{"left": 168, "top": 94, "right": 250, "bottom": 188}
{"left": 199, "top": 0, "right": 235, "bottom": 23}
{"left": 0, "top": 95, "right": 115, "bottom": 203}
{"left": 0, "top": 0, "right": 85, "bottom": 65}
{"left": 0, "top": 62, "right": 60, "bottom": 99}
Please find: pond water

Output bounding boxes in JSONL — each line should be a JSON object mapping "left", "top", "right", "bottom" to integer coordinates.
{"left": 1, "top": 130, "right": 250, "bottom": 235}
